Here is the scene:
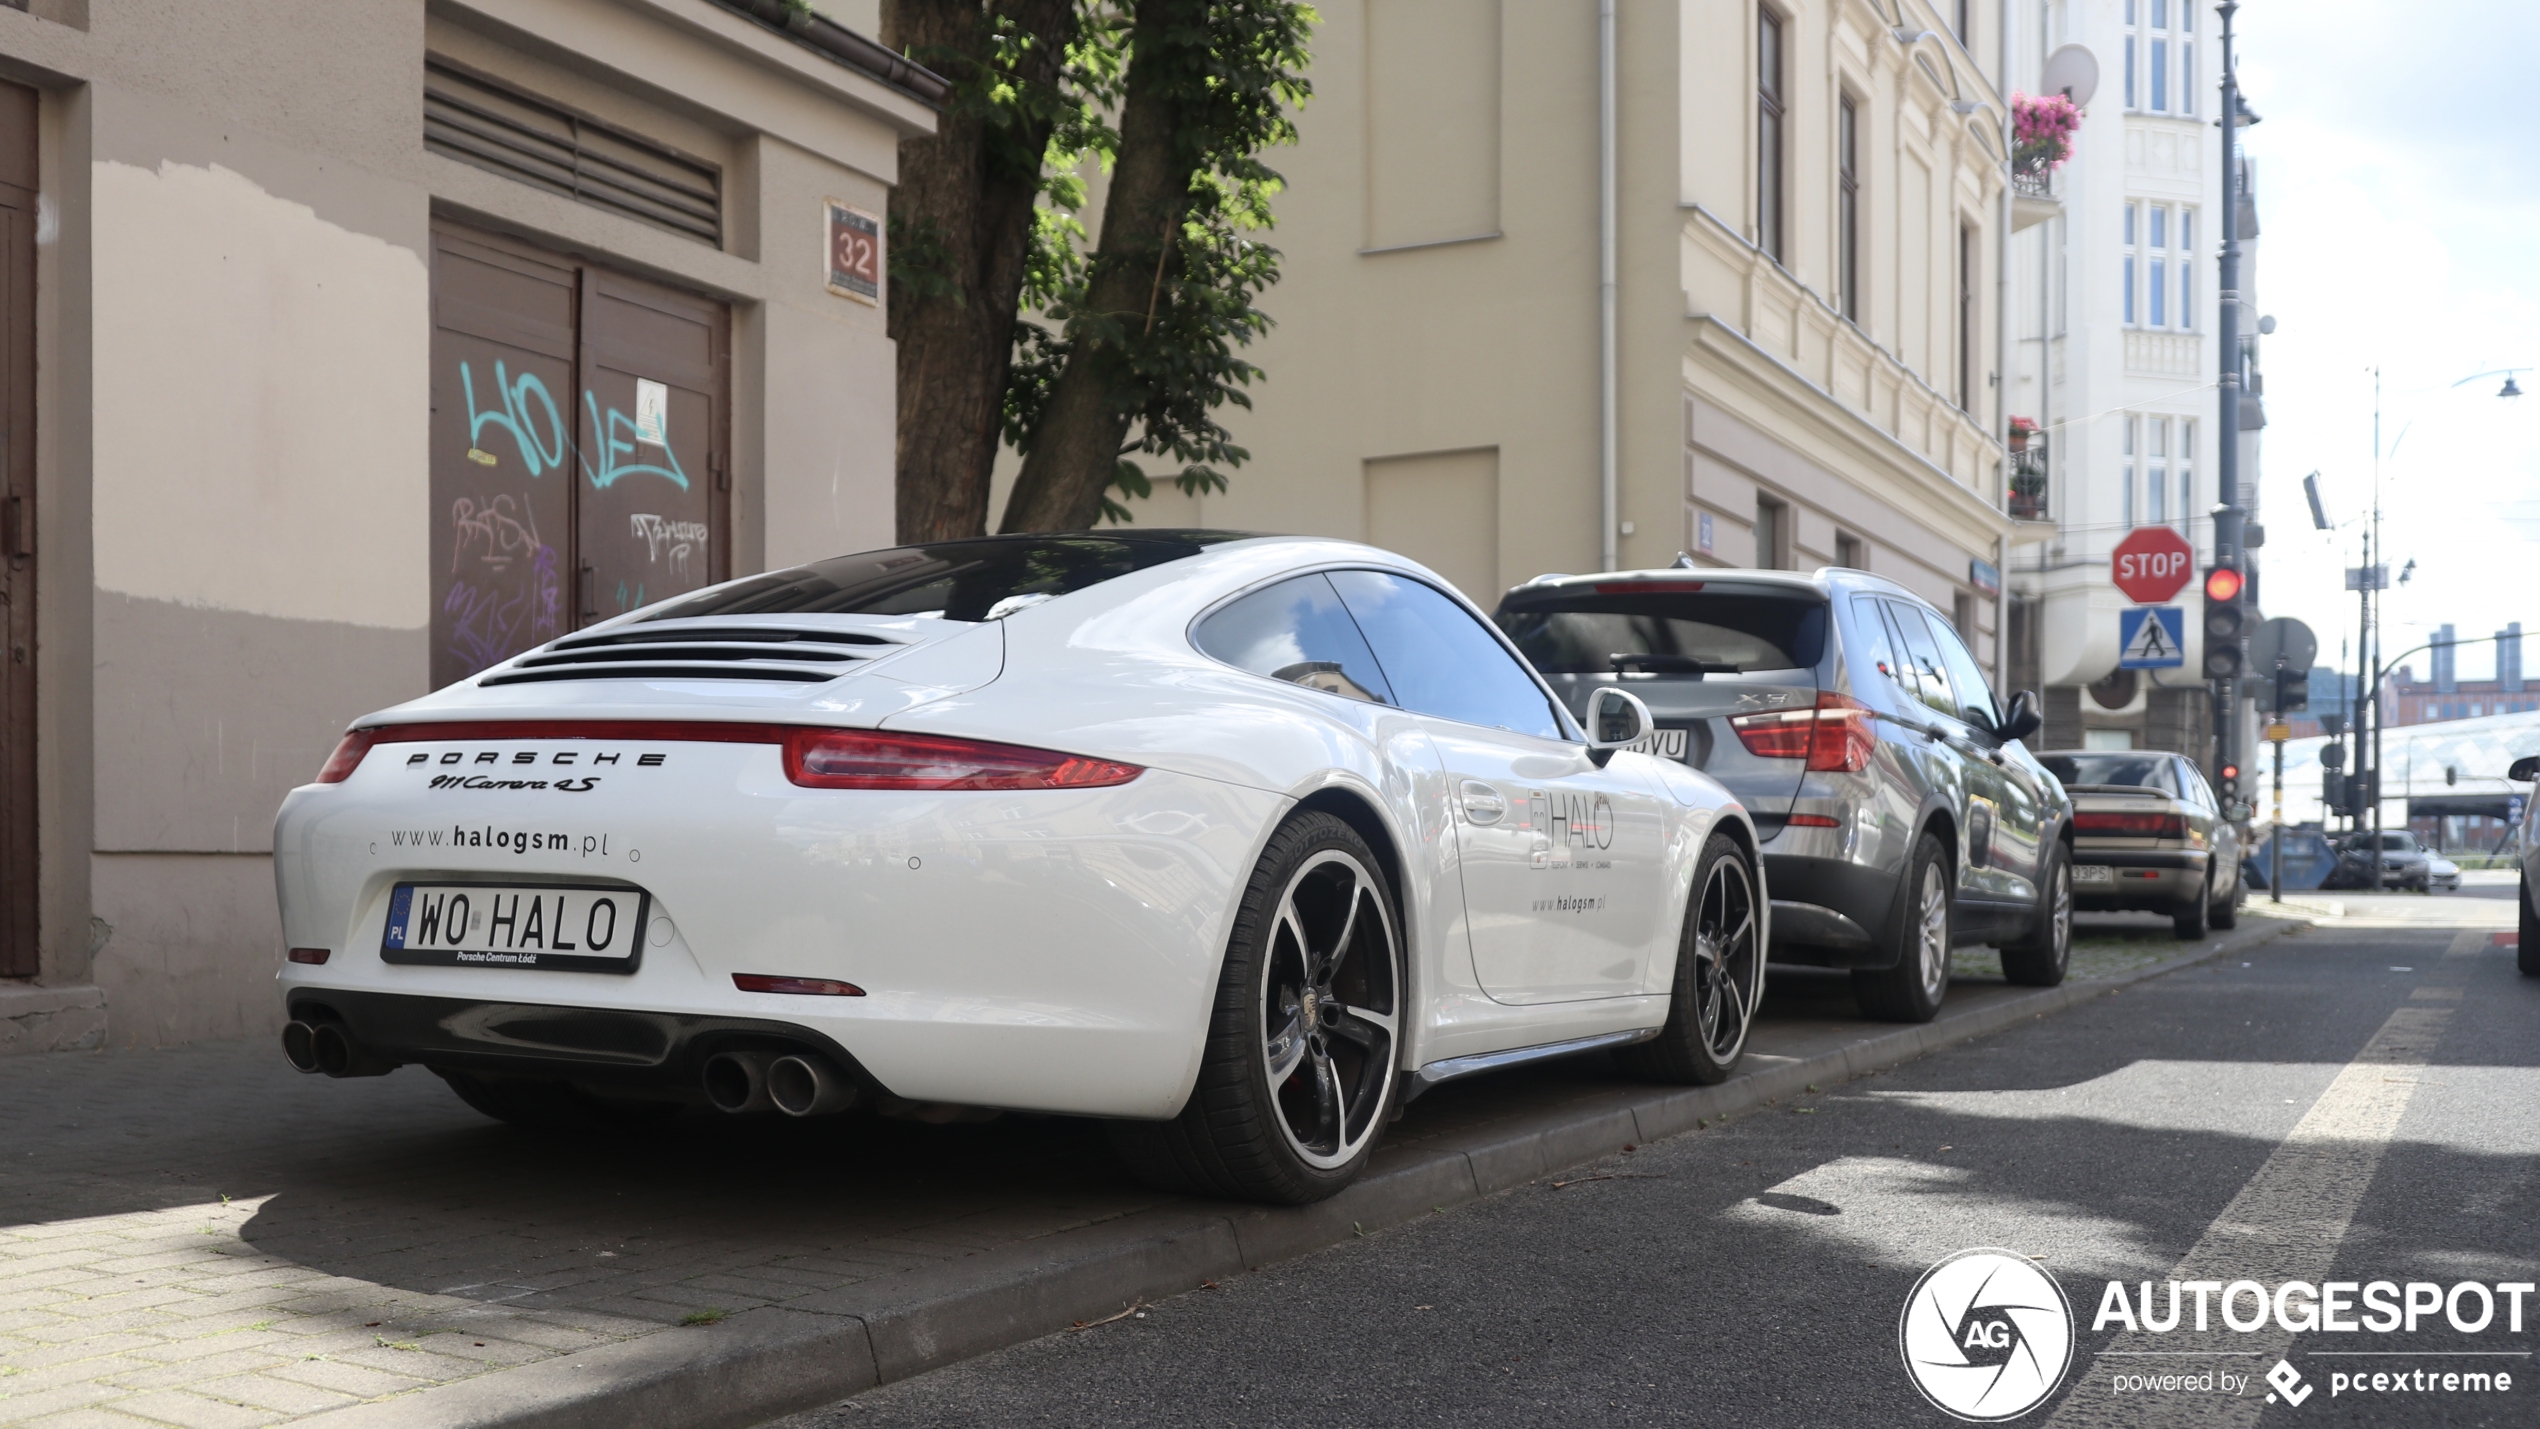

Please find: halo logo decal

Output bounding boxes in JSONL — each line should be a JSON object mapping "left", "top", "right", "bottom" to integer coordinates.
{"left": 1899, "top": 1248, "right": 2075, "bottom": 1421}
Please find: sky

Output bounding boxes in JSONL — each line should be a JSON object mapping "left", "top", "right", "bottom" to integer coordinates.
{"left": 2236, "top": 0, "right": 2540, "bottom": 685}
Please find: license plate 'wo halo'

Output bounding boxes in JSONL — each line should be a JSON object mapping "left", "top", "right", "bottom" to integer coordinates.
{"left": 381, "top": 883, "right": 651, "bottom": 974}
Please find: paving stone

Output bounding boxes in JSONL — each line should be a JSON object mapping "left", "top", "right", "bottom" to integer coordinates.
{"left": 98, "top": 1390, "right": 286, "bottom": 1429}
{"left": 175, "top": 1375, "right": 358, "bottom": 1417}
{"left": 258, "top": 1358, "right": 428, "bottom": 1400}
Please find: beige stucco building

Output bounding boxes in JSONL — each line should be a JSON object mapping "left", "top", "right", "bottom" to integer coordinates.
{"left": 0, "top": 0, "right": 932, "bottom": 1051}
{"left": 1088, "top": 0, "right": 2015, "bottom": 650}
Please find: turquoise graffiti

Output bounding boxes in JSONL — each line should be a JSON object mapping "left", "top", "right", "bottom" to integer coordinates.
{"left": 582, "top": 390, "right": 690, "bottom": 491}
{"left": 460, "top": 361, "right": 570, "bottom": 477}
{"left": 456, "top": 360, "right": 688, "bottom": 491}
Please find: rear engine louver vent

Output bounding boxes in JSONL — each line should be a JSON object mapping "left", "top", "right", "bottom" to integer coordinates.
{"left": 425, "top": 58, "right": 721, "bottom": 245}
{"left": 478, "top": 627, "right": 897, "bottom": 686}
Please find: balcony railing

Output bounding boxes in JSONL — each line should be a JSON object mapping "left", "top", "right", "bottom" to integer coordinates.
{"left": 2011, "top": 166, "right": 2054, "bottom": 201}
{"left": 2008, "top": 435, "right": 2049, "bottom": 521}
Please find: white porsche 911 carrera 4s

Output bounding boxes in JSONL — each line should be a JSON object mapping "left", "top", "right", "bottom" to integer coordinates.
{"left": 274, "top": 532, "right": 1765, "bottom": 1203}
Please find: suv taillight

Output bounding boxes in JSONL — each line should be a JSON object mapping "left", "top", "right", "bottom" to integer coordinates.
{"left": 2073, "top": 811, "right": 2189, "bottom": 838}
{"left": 1729, "top": 693, "right": 1878, "bottom": 773}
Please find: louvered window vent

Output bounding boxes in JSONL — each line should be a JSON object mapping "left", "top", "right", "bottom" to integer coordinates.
{"left": 478, "top": 626, "right": 898, "bottom": 687}
{"left": 425, "top": 58, "right": 721, "bottom": 245}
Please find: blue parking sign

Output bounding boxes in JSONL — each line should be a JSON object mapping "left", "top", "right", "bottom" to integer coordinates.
{"left": 2118, "top": 607, "right": 2186, "bottom": 669}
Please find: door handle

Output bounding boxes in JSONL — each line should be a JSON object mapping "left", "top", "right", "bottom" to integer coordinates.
{"left": 1459, "top": 780, "right": 1508, "bottom": 825}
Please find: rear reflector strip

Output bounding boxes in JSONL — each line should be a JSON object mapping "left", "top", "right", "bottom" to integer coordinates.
{"left": 733, "top": 974, "right": 866, "bottom": 997}
{"left": 2073, "top": 811, "right": 2189, "bottom": 838}
{"left": 1786, "top": 814, "right": 1841, "bottom": 828}
{"left": 287, "top": 948, "right": 331, "bottom": 965}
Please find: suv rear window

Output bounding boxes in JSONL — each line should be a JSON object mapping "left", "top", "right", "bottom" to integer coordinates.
{"left": 1493, "top": 587, "right": 1828, "bottom": 676}
{"left": 2040, "top": 754, "right": 2176, "bottom": 791}
{"left": 639, "top": 532, "right": 1252, "bottom": 624}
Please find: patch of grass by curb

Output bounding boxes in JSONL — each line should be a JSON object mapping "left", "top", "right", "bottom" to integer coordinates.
{"left": 679, "top": 1308, "right": 730, "bottom": 1327}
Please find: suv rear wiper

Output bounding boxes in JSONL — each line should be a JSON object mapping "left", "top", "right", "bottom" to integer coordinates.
{"left": 1609, "top": 653, "right": 1740, "bottom": 677}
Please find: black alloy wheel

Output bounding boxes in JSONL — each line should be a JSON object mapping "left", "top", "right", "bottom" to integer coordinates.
{"left": 1618, "top": 831, "right": 1763, "bottom": 1084}
{"left": 1109, "top": 812, "right": 1403, "bottom": 1204}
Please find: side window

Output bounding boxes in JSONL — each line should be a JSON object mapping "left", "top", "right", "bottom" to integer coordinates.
{"left": 1192, "top": 573, "right": 1396, "bottom": 706}
{"left": 1847, "top": 596, "right": 1904, "bottom": 690}
{"left": 1883, "top": 601, "right": 1960, "bottom": 720}
{"left": 1328, "top": 570, "right": 1566, "bottom": 739}
{"left": 2179, "top": 761, "right": 2214, "bottom": 811}
{"left": 1928, "top": 611, "right": 2003, "bottom": 730}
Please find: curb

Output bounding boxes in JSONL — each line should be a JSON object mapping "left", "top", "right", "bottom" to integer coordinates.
{"left": 297, "top": 917, "right": 2299, "bottom": 1429}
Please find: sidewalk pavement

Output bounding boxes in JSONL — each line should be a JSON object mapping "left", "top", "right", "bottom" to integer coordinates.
{"left": 1, "top": 915, "right": 2299, "bottom": 1429}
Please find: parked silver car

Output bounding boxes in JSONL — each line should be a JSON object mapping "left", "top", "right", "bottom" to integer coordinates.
{"left": 2034, "top": 750, "right": 2243, "bottom": 938}
{"left": 1496, "top": 568, "right": 2074, "bottom": 1022}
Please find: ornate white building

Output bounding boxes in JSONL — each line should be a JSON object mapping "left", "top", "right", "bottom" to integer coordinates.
{"left": 2000, "top": 0, "right": 2262, "bottom": 756}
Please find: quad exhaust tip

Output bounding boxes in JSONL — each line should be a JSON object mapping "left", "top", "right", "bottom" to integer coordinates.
{"left": 280, "top": 1020, "right": 320, "bottom": 1073}
{"left": 704, "top": 1049, "right": 863, "bottom": 1117}
{"left": 767, "top": 1054, "right": 861, "bottom": 1117}
{"left": 702, "top": 1050, "right": 774, "bottom": 1114}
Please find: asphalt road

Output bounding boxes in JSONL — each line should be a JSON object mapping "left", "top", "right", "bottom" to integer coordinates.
{"left": 776, "top": 919, "right": 2540, "bottom": 1428}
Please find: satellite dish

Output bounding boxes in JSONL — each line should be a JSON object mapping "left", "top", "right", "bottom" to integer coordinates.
{"left": 2041, "top": 44, "right": 2100, "bottom": 108}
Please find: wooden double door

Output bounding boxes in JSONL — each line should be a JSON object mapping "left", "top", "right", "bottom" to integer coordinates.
{"left": 429, "top": 223, "right": 730, "bottom": 689}
{"left": 0, "top": 80, "right": 35, "bottom": 978}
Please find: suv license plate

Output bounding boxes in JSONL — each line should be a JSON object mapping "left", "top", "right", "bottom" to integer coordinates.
{"left": 2073, "top": 865, "right": 2115, "bottom": 885}
{"left": 381, "top": 883, "right": 649, "bottom": 974}
{"left": 1626, "top": 727, "right": 1690, "bottom": 760}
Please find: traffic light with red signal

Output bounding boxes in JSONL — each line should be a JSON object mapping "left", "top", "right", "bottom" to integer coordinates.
{"left": 2203, "top": 564, "right": 2247, "bottom": 679}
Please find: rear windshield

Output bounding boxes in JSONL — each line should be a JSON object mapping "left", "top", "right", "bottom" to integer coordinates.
{"left": 640, "top": 532, "right": 1253, "bottom": 624}
{"left": 2040, "top": 754, "right": 2173, "bottom": 790}
{"left": 1493, "top": 588, "right": 1827, "bottom": 676}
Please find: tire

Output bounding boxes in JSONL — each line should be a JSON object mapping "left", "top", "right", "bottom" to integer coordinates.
{"left": 437, "top": 1069, "right": 677, "bottom": 1132}
{"left": 2000, "top": 842, "right": 2071, "bottom": 987}
{"left": 2520, "top": 873, "right": 2540, "bottom": 977}
{"left": 2209, "top": 862, "right": 2240, "bottom": 930}
{"left": 1853, "top": 833, "right": 1951, "bottom": 1023}
{"left": 1617, "top": 833, "right": 1764, "bottom": 1084}
{"left": 2173, "top": 870, "right": 2211, "bottom": 940}
{"left": 1108, "top": 812, "right": 1404, "bottom": 1204}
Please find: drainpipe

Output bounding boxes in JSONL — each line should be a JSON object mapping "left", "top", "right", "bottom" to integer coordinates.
{"left": 1993, "top": 0, "right": 2013, "bottom": 694}
{"left": 1599, "top": 0, "right": 1619, "bottom": 573}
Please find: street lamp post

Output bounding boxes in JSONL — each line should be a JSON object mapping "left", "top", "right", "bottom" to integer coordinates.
{"left": 2213, "top": 1, "right": 2247, "bottom": 800}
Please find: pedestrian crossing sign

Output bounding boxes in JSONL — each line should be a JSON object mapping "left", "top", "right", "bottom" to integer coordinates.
{"left": 2118, "top": 606, "right": 2186, "bottom": 669}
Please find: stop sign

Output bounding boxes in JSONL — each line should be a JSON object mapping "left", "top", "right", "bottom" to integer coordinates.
{"left": 2111, "top": 526, "right": 2195, "bottom": 604}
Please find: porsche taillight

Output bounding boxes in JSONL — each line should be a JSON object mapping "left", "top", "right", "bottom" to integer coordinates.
{"left": 1729, "top": 693, "right": 1878, "bottom": 773}
{"left": 781, "top": 729, "right": 1142, "bottom": 791}
{"left": 315, "top": 729, "right": 380, "bottom": 783}
{"left": 2073, "top": 810, "right": 2188, "bottom": 839}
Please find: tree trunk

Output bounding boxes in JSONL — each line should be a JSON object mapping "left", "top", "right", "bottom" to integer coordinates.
{"left": 998, "top": 0, "right": 1197, "bottom": 533}
{"left": 883, "top": 0, "right": 1078, "bottom": 545}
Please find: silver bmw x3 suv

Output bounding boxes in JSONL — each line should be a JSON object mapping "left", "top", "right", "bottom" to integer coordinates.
{"left": 1495, "top": 567, "right": 2074, "bottom": 1021}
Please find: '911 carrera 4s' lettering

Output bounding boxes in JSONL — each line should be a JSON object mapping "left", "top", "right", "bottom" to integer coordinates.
{"left": 425, "top": 774, "right": 601, "bottom": 792}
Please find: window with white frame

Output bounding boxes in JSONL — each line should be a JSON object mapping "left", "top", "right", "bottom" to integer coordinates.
{"left": 2179, "top": 419, "right": 2197, "bottom": 527}
{"left": 2123, "top": 202, "right": 2137, "bottom": 324}
{"left": 2123, "top": 415, "right": 2139, "bottom": 528}
{"left": 2148, "top": 418, "right": 2169, "bottom": 524}
{"left": 2149, "top": 205, "right": 2168, "bottom": 326}
{"left": 2128, "top": 0, "right": 2194, "bottom": 115}
{"left": 2178, "top": 207, "right": 2197, "bottom": 328}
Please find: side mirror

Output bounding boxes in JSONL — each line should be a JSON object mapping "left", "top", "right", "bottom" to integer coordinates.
{"left": 1585, "top": 686, "right": 1655, "bottom": 766}
{"left": 1994, "top": 689, "right": 2043, "bottom": 745}
{"left": 2511, "top": 755, "right": 2540, "bottom": 784}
